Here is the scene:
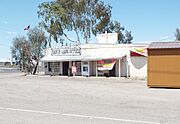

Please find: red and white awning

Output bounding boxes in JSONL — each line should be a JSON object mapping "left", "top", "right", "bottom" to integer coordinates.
{"left": 130, "top": 47, "right": 147, "bottom": 57}
{"left": 97, "top": 59, "right": 116, "bottom": 71}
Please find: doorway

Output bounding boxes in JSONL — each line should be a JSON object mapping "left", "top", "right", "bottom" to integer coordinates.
{"left": 109, "top": 63, "right": 116, "bottom": 77}
{"left": 63, "top": 62, "right": 69, "bottom": 76}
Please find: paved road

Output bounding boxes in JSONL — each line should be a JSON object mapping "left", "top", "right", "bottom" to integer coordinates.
{"left": 0, "top": 69, "right": 180, "bottom": 124}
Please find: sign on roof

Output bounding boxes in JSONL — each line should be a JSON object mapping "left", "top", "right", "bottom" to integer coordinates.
{"left": 51, "top": 46, "right": 81, "bottom": 56}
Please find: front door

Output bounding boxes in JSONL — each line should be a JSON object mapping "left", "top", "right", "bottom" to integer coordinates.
{"left": 63, "top": 62, "right": 69, "bottom": 76}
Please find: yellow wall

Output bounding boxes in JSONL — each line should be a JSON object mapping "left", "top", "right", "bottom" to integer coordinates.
{"left": 148, "top": 55, "right": 180, "bottom": 88}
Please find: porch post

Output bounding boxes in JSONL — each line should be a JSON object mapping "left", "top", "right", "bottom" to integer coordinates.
{"left": 119, "top": 59, "right": 121, "bottom": 77}
{"left": 96, "top": 61, "right": 98, "bottom": 77}
{"left": 52, "top": 62, "right": 54, "bottom": 75}
{"left": 127, "top": 60, "right": 129, "bottom": 78}
{"left": 126, "top": 56, "right": 130, "bottom": 78}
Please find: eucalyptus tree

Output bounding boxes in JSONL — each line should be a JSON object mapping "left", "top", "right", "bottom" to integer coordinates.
{"left": 175, "top": 28, "right": 180, "bottom": 41}
{"left": 124, "top": 31, "right": 133, "bottom": 44}
{"left": 99, "top": 21, "right": 133, "bottom": 44}
{"left": 11, "top": 36, "right": 29, "bottom": 71}
{"left": 27, "top": 26, "right": 47, "bottom": 74}
{"left": 38, "top": 0, "right": 112, "bottom": 44}
{"left": 11, "top": 27, "right": 46, "bottom": 74}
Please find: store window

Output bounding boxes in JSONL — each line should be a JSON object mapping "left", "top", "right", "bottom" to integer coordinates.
{"left": 48, "top": 62, "right": 60, "bottom": 72}
{"left": 54, "top": 62, "right": 60, "bottom": 72}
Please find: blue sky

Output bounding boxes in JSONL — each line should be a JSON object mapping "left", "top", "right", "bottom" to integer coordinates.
{"left": 0, "top": 0, "right": 180, "bottom": 58}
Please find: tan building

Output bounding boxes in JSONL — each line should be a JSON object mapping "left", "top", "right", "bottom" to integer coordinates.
{"left": 147, "top": 42, "right": 180, "bottom": 88}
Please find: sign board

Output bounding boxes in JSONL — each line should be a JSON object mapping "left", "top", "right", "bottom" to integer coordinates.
{"left": 51, "top": 46, "right": 81, "bottom": 56}
{"left": 71, "top": 66, "right": 77, "bottom": 73}
{"left": 97, "top": 59, "right": 116, "bottom": 71}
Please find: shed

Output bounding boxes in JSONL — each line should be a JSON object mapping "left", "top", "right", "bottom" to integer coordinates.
{"left": 147, "top": 42, "right": 180, "bottom": 88}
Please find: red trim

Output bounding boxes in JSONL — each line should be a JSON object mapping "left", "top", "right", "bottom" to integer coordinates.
{"left": 130, "top": 51, "right": 144, "bottom": 56}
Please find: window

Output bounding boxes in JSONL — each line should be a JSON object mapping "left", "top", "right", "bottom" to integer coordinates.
{"left": 48, "top": 62, "right": 60, "bottom": 72}
{"left": 54, "top": 62, "right": 60, "bottom": 72}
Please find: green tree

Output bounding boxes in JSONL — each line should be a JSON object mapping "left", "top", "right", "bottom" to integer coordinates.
{"left": 11, "top": 27, "right": 46, "bottom": 74}
{"left": 175, "top": 28, "right": 180, "bottom": 41}
{"left": 11, "top": 36, "right": 27, "bottom": 58}
{"left": 124, "top": 31, "right": 133, "bottom": 44}
{"left": 99, "top": 20, "right": 133, "bottom": 44}
{"left": 38, "top": 0, "right": 112, "bottom": 44}
{"left": 11, "top": 36, "right": 30, "bottom": 72}
{"left": 27, "top": 27, "right": 47, "bottom": 74}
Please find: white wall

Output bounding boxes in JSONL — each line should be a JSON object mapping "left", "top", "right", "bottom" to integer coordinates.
{"left": 115, "top": 60, "right": 119, "bottom": 77}
{"left": 121, "top": 56, "right": 127, "bottom": 77}
{"left": 97, "top": 32, "right": 118, "bottom": 44}
{"left": 129, "top": 57, "right": 147, "bottom": 78}
{"left": 91, "top": 61, "right": 96, "bottom": 76}
{"left": 89, "top": 61, "right": 94, "bottom": 76}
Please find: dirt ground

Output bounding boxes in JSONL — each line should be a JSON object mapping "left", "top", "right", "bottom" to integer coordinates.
{"left": 0, "top": 69, "right": 180, "bottom": 124}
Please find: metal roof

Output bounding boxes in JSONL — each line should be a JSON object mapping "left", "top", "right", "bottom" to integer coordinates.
{"left": 148, "top": 42, "right": 180, "bottom": 49}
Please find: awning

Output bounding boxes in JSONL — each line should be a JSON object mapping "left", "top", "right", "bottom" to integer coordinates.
{"left": 97, "top": 59, "right": 116, "bottom": 71}
{"left": 41, "top": 54, "right": 125, "bottom": 62}
{"left": 41, "top": 56, "right": 83, "bottom": 62}
{"left": 41, "top": 46, "right": 126, "bottom": 62}
{"left": 130, "top": 47, "right": 147, "bottom": 57}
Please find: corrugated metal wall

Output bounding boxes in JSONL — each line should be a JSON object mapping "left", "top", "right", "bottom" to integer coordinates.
{"left": 148, "top": 49, "right": 180, "bottom": 88}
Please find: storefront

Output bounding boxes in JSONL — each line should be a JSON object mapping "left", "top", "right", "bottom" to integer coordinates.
{"left": 41, "top": 43, "right": 148, "bottom": 78}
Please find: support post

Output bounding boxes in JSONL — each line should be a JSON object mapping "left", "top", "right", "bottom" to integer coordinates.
{"left": 96, "top": 61, "right": 98, "bottom": 77}
{"left": 119, "top": 59, "right": 121, "bottom": 77}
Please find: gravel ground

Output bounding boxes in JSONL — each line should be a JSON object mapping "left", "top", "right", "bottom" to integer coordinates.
{"left": 0, "top": 69, "right": 180, "bottom": 124}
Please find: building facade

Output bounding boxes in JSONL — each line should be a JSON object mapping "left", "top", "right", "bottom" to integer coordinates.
{"left": 41, "top": 43, "right": 148, "bottom": 78}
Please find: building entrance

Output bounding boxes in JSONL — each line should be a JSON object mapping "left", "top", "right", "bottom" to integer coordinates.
{"left": 63, "top": 62, "right": 69, "bottom": 76}
{"left": 109, "top": 63, "right": 116, "bottom": 77}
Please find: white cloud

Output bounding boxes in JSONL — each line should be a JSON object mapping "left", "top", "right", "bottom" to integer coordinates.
{"left": 160, "top": 36, "right": 170, "bottom": 39}
{"left": 159, "top": 35, "right": 174, "bottom": 41}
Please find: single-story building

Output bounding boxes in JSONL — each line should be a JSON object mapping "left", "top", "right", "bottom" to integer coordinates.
{"left": 0, "top": 58, "right": 13, "bottom": 66}
{"left": 147, "top": 42, "right": 180, "bottom": 88}
{"left": 41, "top": 43, "right": 148, "bottom": 78}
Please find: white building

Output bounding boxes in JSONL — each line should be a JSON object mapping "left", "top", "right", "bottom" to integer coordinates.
{"left": 41, "top": 32, "right": 148, "bottom": 78}
{"left": 0, "top": 54, "right": 14, "bottom": 66}
{"left": 41, "top": 43, "right": 148, "bottom": 78}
